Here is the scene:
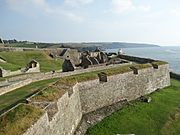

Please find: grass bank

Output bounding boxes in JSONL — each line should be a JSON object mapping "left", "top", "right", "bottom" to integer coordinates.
{"left": 86, "top": 79, "right": 180, "bottom": 135}
{"left": 0, "top": 104, "right": 44, "bottom": 135}
{"left": 0, "top": 78, "right": 60, "bottom": 114}
{"left": 0, "top": 51, "right": 62, "bottom": 72}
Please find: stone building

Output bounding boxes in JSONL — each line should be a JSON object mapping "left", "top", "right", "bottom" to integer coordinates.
{"left": 59, "top": 49, "right": 80, "bottom": 65}
{"left": 62, "top": 56, "right": 75, "bottom": 72}
{"left": 25, "top": 60, "right": 40, "bottom": 73}
{"left": 77, "top": 48, "right": 109, "bottom": 68}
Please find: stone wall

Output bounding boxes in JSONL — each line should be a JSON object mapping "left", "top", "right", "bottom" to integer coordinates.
{"left": 24, "top": 84, "right": 82, "bottom": 135}
{"left": 48, "top": 84, "right": 82, "bottom": 135}
{"left": 79, "top": 64, "right": 170, "bottom": 113}
{"left": 118, "top": 54, "right": 155, "bottom": 63}
{"left": 0, "top": 47, "right": 24, "bottom": 52}
{"left": 23, "top": 113, "right": 49, "bottom": 135}
{"left": 20, "top": 64, "right": 170, "bottom": 135}
{"left": 0, "top": 68, "right": 22, "bottom": 77}
{"left": 170, "top": 72, "right": 180, "bottom": 80}
{"left": 0, "top": 66, "right": 40, "bottom": 78}
{"left": 0, "top": 79, "right": 32, "bottom": 96}
{"left": 0, "top": 63, "right": 131, "bottom": 96}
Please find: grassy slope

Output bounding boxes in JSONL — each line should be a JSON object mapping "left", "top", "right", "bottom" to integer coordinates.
{"left": 0, "top": 51, "right": 62, "bottom": 72}
{"left": 86, "top": 79, "right": 180, "bottom": 135}
{"left": 31, "top": 86, "right": 66, "bottom": 102}
{"left": 0, "top": 104, "right": 44, "bottom": 135}
{"left": 0, "top": 78, "right": 59, "bottom": 114}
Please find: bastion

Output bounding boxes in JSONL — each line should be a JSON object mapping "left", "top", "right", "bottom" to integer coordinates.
{"left": 0, "top": 55, "right": 170, "bottom": 135}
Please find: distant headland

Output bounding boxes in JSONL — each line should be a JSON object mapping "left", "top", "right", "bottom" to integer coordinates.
{"left": 1, "top": 38, "right": 159, "bottom": 51}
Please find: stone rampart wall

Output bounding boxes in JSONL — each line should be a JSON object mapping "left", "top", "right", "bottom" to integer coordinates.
{"left": 170, "top": 72, "right": 180, "bottom": 80}
{"left": 48, "top": 84, "right": 82, "bottom": 135}
{"left": 23, "top": 113, "right": 49, "bottom": 135}
{"left": 0, "top": 47, "right": 24, "bottom": 52}
{"left": 21, "top": 64, "right": 170, "bottom": 135}
{"left": 23, "top": 84, "right": 82, "bottom": 135}
{"left": 118, "top": 54, "right": 155, "bottom": 63}
{"left": 0, "top": 63, "right": 131, "bottom": 96}
{"left": 1, "top": 69, "right": 22, "bottom": 77}
{"left": 0, "top": 47, "right": 67, "bottom": 52}
{"left": 79, "top": 64, "right": 170, "bottom": 114}
{"left": 0, "top": 79, "right": 32, "bottom": 95}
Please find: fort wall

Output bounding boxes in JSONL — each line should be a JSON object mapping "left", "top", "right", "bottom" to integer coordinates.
{"left": 118, "top": 54, "right": 155, "bottom": 63}
{"left": 48, "top": 84, "right": 82, "bottom": 135}
{"left": 24, "top": 84, "right": 82, "bottom": 135}
{"left": 21, "top": 64, "right": 170, "bottom": 135}
{"left": 0, "top": 63, "right": 131, "bottom": 96}
{"left": 170, "top": 72, "right": 180, "bottom": 80}
{"left": 79, "top": 64, "right": 170, "bottom": 114}
{"left": 0, "top": 79, "right": 32, "bottom": 95}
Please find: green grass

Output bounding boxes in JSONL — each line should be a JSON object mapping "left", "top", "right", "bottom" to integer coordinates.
{"left": 152, "top": 60, "right": 168, "bottom": 65}
{"left": 133, "top": 63, "right": 152, "bottom": 69}
{"left": 0, "top": 51, "right": 63, "bottom": 72}
{"left": 86, "top": 79, "right": 180, "bottom": 135}
{"left": 0, "top": 63, "right": 168, "bottom": 115}
{"left": 56, "top": 64, "right": 133, "bottom": 85}
{"left": 31, "top": 86, "right": 66, "bottom": 102}
{"left": 0, "top": 64, "right": 135, "bottom": 114}
{"left": 0, "top": 104, "right": 44, "bottom": 135}
{"left": 55, "top": 63, "right": 152, "bottom": 86}
{"left": 0, "top": 78, "right": 59, "bottom": 114}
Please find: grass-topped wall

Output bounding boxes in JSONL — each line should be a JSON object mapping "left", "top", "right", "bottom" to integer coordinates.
{"left": 0, "top": 62, "right": 168, "bottom": 115}
{"left": 0, "top": 104, "right": 44, "bottom": 135}
{"left": 0, "top": 61, "right": 170, "bottom": 135}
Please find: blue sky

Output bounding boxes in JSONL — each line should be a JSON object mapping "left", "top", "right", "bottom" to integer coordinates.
{"left": 1, "top": 0, "right": 180, "bottom": 46}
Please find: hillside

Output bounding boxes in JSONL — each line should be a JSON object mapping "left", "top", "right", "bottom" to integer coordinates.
{"left": 4, "top": 41, "right": 159, "bottom": 51}
{"left": 0, "top": 51, "right": 63, "bottom": 72}
{"left": 99, "top": 42, "right": 159, "bottom": 49}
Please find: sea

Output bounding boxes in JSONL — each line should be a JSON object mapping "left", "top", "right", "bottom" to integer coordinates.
{"left": 106, "top": 46, "right": 180, "bottom": 74}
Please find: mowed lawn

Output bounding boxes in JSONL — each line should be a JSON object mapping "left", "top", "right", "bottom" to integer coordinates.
{"left": 86, "top": 79, "right": 180, "bottom": 135}
{"left": 0, "top": 51, "right": 63, "bottom": 72}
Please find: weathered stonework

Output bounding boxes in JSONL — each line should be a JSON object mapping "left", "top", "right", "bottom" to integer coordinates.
{"left": 79, "top": 64, "right": 170, "bottom": 114}
{"left": 0, "top": 60, "right": 40, "bottom": 77}
{"left": 21, "top": 64, "right": 170, "bottom": 135}
{"left": 0, "top": 63, "right": 131, "bottom": 96}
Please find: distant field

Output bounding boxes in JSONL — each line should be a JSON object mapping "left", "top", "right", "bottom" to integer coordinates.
{"left": 86, "top": 79, "right": 180, "bottom": 135}
{"left": 5, "top": 42, "right": 60, "bottom": 48}
{"left": 0, "top": 51, "right": 63, "bottom": 72}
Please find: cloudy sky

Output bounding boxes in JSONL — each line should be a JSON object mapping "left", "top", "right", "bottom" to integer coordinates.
{"left": 1, "top": 0, "right": 180, "bottom": 46}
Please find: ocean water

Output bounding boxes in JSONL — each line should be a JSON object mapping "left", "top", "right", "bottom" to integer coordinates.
{"left": 106, "top": 46, "right": 180, "bottom": 74}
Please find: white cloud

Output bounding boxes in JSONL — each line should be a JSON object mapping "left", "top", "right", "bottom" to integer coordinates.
{"left": 111, "top": 0, "right": 150, "bottom": 14}
{"left": 65, "top": 0, "right": 94, "bottom": 6}
{"left": 6, "top": 0, "right": 49, "bottom": 12}
{"left": 5, "top": 0, "right": 84, "bottom": 23}
{"left": 172, "top": 8, "right": 180, "bottom": 16}
{"left": 111, "top": 0, "right": 135, "bottom": 14}
{"left": 65, "top": 12, "right": 84, "bottom": 23}
{"left": 138, "top": 5, "right": 151, "bottom": 12}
